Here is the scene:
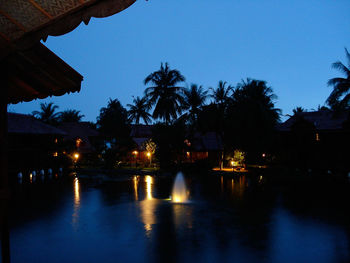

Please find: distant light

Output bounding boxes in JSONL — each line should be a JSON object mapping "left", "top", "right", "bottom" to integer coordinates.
{"left": 53, "top": 152, "right": 58, "bottom": 157}
{"left": 146, "top": 152, "right": 151, "bottom": 157}
{"left": 133, "top": 150, "right": 138, "bottom": 155}
{"left": 186, "top": 152, "right": 190, "bottom": 157}
{"left": 74, "top": 153, "right": 80, "bottom": 160}
{"left": 262, "top": 153, "right": 266, "bottom": 158}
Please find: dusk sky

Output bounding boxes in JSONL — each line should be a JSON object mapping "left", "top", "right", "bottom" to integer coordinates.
{"left": 9, "top": 0, "right": 350, "bottom": 122}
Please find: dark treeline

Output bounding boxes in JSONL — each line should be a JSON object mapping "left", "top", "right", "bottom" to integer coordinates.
{"left": 31, "top": 47, "right": 350, "bottom": 169}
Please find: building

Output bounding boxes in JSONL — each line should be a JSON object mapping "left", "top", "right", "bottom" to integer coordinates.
{"left": 276, "top": 110, "right": 350, "bottom": 171}
{"left": 8, "top": 113, "right": 67, "bottom": 172}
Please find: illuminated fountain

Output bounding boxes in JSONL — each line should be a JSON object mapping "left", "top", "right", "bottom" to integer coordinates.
{"left": 171, "top": 172, "right": 188, "bottom": 203}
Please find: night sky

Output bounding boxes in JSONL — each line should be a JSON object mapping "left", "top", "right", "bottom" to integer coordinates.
{"left": 9, "top": 0, "right": 350, "bottom": 122}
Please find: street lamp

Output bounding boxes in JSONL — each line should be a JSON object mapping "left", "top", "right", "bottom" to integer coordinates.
{"left": 133, "top": 150, "right": 138, "bottom": 167}
{"left": 146, "top": 151, "right": 152, "bottom": 166}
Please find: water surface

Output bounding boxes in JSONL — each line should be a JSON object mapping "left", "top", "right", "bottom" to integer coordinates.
{"left": 9, "top": 172, "right": 350, "bottom": 263}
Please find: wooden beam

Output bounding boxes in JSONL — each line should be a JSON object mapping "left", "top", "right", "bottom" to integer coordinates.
{"left": 0, "top": 32, "right": 10, "bottom": 42}
{"left": 0, "top": 8, "right": 26, "bottom": 32}
{"left": 0, "top": 63, "right": 10, "bottom": 263}
{"left": 28, "top": 0, "right": 53, "bottom": 19}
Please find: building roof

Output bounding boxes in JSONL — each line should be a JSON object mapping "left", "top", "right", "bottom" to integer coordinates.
{"left": 0, "top": 0, "right": 136, "bottom": 57}
{"left": 192, "top": 132, "right": 223, "bottom": 151}
{"left": 58, "top": 122, "right": 99, "bottom": 153}
{"left": 58, "top": 122, "right": 99, "bottom": 139}
{"left": 7, "top": 43, "right": 83, "bottom": 104}
{"left": 8, "top": 112, "right": 66, "bottom": 135}
{"left": 130, "top": 124, "right": 153, "bottom": 138}
{"left": 277, "top": 110, "right": 349, "bottom": 131}
{"left": 1, "top": 0, "right": 136, "bottom": 104}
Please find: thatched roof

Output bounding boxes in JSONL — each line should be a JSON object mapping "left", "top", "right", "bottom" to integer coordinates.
{"left": 8, "top": 112, "right": 66, "bottom": 135}
{"left": 192, "top": 132, "right": 223, "bottom": 151}
{"left": 58, "top": 122, "right": 99, "bottom": 139}
{"left": 1, "top": 0, "right": 136, "bottom": 104}
{"left": 130, "top": 124, "right": 153, "bottom": 138}
{"left": 7, "top": 43, "right": 83, "bottom": 104}
{"left": 278, "top": 111, "right": 349, "bottom": 132}
{"left": 0, "top": 0, "right": 136, "bottom": 57}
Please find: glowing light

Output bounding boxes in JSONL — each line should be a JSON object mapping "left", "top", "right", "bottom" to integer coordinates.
{"left": 133, "top": 176, "right": 139, "bottom": 201}
{"left": 76, "top": 138, "right": 82, "bottom": 147}
{"left": 316, "top": 133, "right": 320, "bottom": 141}
{"left": 146, "top": 152, "right": 151, "bottom": 157}
{"left": 74, "top": 153, "right": 80, "bottom": 160}
{"left": 145, "top": 176, "right": 153, "bottom": 200}
{"left": 262, "top": 153, "right": 266, "bottom": 158}
{"left": 29, "top": 173, "right": 33, "bottom": 183}
{"left": 171, "top": 172, "right": 188, "bottom": 203}
{"left": 186, "top": 152, "right": 190, "bottom": 157}
{"left": 133, "top": 150, "right": 138, "bottom": 155}
{"left": 53, "top": 152, "right": 58, "bottom": 157}
{"left": 72, "top": 177, "right": 81, "bottom": 229}
{"left": 231, "top": 160, "right": 234, "bottom": 166}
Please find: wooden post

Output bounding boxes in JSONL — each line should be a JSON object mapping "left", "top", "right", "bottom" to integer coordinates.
{"left": 0, "top": 63, "right": 10, "bottom": 263}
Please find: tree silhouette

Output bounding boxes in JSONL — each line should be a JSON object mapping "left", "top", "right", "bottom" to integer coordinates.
{"left": 127, "top": 96, "right": 152, "bottom": 125}
{"left": 182, "top": 84, "right": 208, "bottom": 126}
{"left": 32, "top": 102, "right": 60, "bottom": 124}
{"left": 292, "top": 107, "right": 306, "bottom": 115}
{"left": 226, "top": 78, "right": 281, "bottom": 161}
{"left": 144, "top": 62, "right": 185, "bottom": 124}
{"left": 59, "top": 109, "right": 84, "bottom": 122}
{"left": 326, "top": 48, "right": 350, "bottom": 110}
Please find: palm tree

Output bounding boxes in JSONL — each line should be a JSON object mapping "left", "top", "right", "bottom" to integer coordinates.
{"left": 292, "top": 107, "right": 306, "bottom": 115}
{"left": 144, "top": 62, "right": 185, "bottom": 124}
{"left": 326, "top": 48, "right": 350, "bottom": 110}
{"left": 32, "top": 102, "right": 60, "bottom": 124}
{"left": 226, "top": 78, "right": 281, "bottom": 158}
{"left": 59, "top": 109, "right": 84, "bottom": 122}
{"left": 127, "top": 96, "right": 152, "bottom": 124}
{"left": 182, "top": 84, "right": 208, "bottom": 125}
{"left": 210, "top": 81, "right": 232, "bottom": 106}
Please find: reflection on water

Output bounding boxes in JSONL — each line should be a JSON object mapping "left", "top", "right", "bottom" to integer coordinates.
{"left": 173, "top": 204, "right": 193, "bottom": 230}
{"left": 140, "top": 176, "right": 157, "bottom": 236}
{"left": 9, "top": 173, "right": 350, "bottom": 263}
{"left": 145, "top": 175, "right": 153, "bottom": 200}
{"left": 72, "top": 177, "right": 80, "bottom": 229}
{"left": 133, "top": 176, "right": 139, "bottom": 201}
{"left": 219, "top": 175, "right": 247, "bottom": 198}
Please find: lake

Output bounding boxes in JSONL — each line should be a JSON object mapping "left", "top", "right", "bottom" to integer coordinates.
{"left": 9, "top": 171, "right": 350, "bottom": 263}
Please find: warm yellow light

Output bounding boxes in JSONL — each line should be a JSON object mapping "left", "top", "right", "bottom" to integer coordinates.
{"left": 133, "top": 150, "right": 138, "bottom": 155}
{"left": 145, "top": 176, "right": 153, "bottom": 200}
{"left": 146, "top": 152, "right": 151, "bottom": 157}
{"left": 53, "top": 152, "right": 58, "bottom": 157}
{"left": 186, "top": 152, "right": 190, "bottom": 157}
{"left": 230, "top": 160, "right": 234, "bottom": 166}
{"left": 262, "top": 153, "right": 266, "bottom": 158}
{"left": 74, "top": 153, "right": 79, "bottom": 160}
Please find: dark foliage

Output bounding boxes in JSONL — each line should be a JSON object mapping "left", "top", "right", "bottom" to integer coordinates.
{"left": 326, "top": 48, "right": 350, "bottom": 110}
{"left": 225, "top": 78, "right": 281, "bottom": 162}
{"left": 144, "top": 62, "right": 185, "bottom": 124}
{"left": 151, "top": 120, "right": 187, "bottom": 169}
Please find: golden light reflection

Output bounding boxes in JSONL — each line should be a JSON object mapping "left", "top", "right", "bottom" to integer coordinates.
{"left": 221, "top": 176, "right": 224, "bottom": 192}
{"left": 72, "top": 177, "right": 80, "bottom": 229}
{"left": 30, "top": 173, "right": 33, "bottom": 184}
{"left": 133, "top": 176, "right": 139, "bottom": 201}
{"left": 145, "top": 175, "right": 153, "bottom": 200}
{"left": 173, "top": 204, "right": 193, "bottom": 230}
{"left": 140, "top": 199, "right": 157, "bottom": 236}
